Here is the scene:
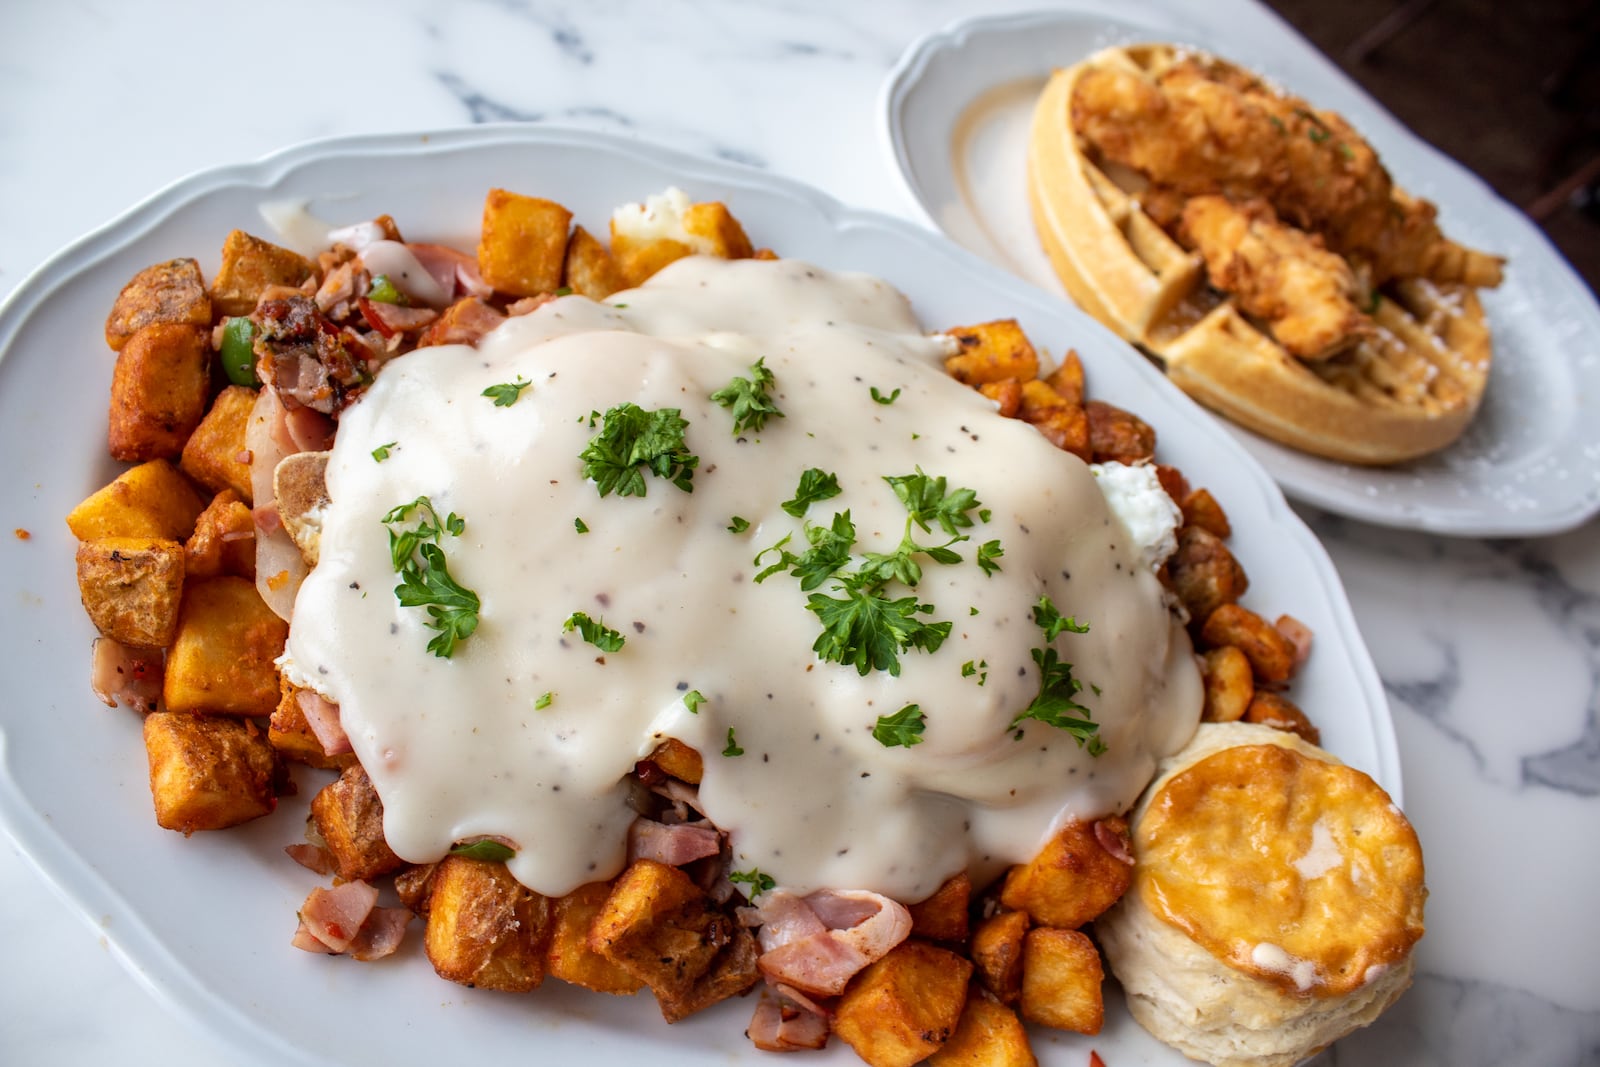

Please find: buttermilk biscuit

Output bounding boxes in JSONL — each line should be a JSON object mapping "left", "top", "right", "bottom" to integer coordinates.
{"left": 1098, "top": 722, "right": 1425, "bottom": 1067}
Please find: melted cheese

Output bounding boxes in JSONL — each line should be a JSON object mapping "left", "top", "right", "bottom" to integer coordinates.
{"left": 283, "top": 256, "right": 1201, "bottom": 901}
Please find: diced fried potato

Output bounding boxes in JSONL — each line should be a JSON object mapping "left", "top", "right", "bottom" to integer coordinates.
{"left": 610, "top": 234, "right": 693, "bottom": 288}
{"left": 834, "top": 941, "right": 974, "bottom": 1067}
{"left": 1200, "top": 645, "right": 1255, "bottom": 724}
{"left": 1044, "top": 349, "right": 1086, "bottom": 407}
{"left": 184, "top": 489, "right": 255, "bottom": 581}
{"left": 1167, "top": 526, "right": 1249, "bottom": 624}
{"left": 477, "top": 189, "right": 573, "bottom": 297}
{"left": 1200, "top": 603, "right": 1297, "bottom": 684}
{"left": 562, "top": 224, "right": 625, "bottom": 300}
{"left": 978, "top": 378, "right": 1023, "bottom": 418}
{"left": 683, "top": 201, "right": 754, "bottom": 260}
{"left": 1244, "top": 690, "right": 1321, "bottom": 744}
{"left": 425, "top": 855, "right": 553, "bottom": 992}
{"left": 107, "top": 323, "right": 212, "bottom": 462}
{"left": 943, "top": 321, "right": 1040, "bottom": 386}
{"left": 971, "top": 910, "right": 1030, "bottom": 1005}
{"left": 1017, "top": 380, "right": 1090, "bottom": 460}
{"left": 1018, "top": 928, "right": 1104, "bottom": 1034}
{"left": 311, "top": 764, "right": 403, "bottom": 883}
{"left": 927, "top": 991, "right": 1039, "bottom": 1067}
{"left": 909, "top": 872, "right": 971, "bottom": 943}
{"left": 210, "top": 230, "right": 315, "bottom": 317}
{"left": 546, "top": 881, "right": 644, "bottom": 995}
{"left": 143, "top": 711, "right": 278, "bottom": 833}
{"left": 105, "top": 259, "right": 211, "bottom": 352}
{"left": 269, "top": 677, "right": 356, "bottom": 770}
{"left": 999, "top": 817, "right": 1132, "bottom": 930}
{"left": 648, "top": 737, "right": 704, "bottom": 785}
{"left": 75, "top": 537, "right": 185, "bottom": 648}
{"left": 653, "top": 923, "right": 759, "bottom": 1022}
{"left": 394, "top": 862, "right": 439, "bottom": 916}
{"left": 1085, "top": 400, "right": 1156, "bottom": 463}
{"left": 1154, "top": 463, "right": 1191, "bottom": 503}
{"left": 66, "top": 459, "right": 207, "bottom": 541}
{"left": 589, "top": 859, "right": 727, "bottom": 999}
{"left": 1181, "top": 487, "right": 1232, "bottom": 539}
{"left": 163, "top": 576, "right": 286, "bottom": 715}
{"left": 180, "top": 385, "right": 256, "bottom": 503}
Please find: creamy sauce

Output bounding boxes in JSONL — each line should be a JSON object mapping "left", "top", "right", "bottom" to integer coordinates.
{"left": 284, "top": 256, "right": 1201, "bottom": 901}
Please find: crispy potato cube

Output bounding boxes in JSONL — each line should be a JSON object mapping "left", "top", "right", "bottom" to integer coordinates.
{"left": 927, "top": 991, "right": 1039, "bottom": 1067}
{"left": 909, "top": 871, "right": 971, "bottom": 943}
{"left": 1200, "top": 646, "right": 1255, "bottom": 724}
{"left": 1154, "top": 463, "right": 1191, "bottom": 503}
{"left": 1019, "top": 928, "right": 1104, "bottom": 1034}
{"left": 76, "top": 537, "right": 185, "bottom": 648}
{"left": 684, "top": 201, "right": 754, "bottom": 259}
{"left": 1200, "top": 603, "right": 1297, "bottom": 684}
{"left": 425, "top": 855, "right": 553, "bottom": 992}
{"left": 163, "top": 576, "right": 286, "bottom": 715}
{"left": 999, "top": 817, "right": 1132, "bottom": 930}
{"left": 1085, "top": 400, "right": 1156, "bottom": 463}
{"left": 477, "top": 189, "right": 572, "bottom": 297}
{"left": 394, "top": 862, "right": 439, "bottom": 916}
{"left": 653, "top": 922, "right": 759, "bottom": 1022}
{"left": 185, "top": 489, "right": 255, "bottom": 581}
{"left": 210, "top": 230, "right": 315, "bottom": 317}
{"left": 105, "top": 258, "right": 211, "bottom": 352}
{"left": 1244, "top": 690, "right": 1321, "bottom": 745}
{"left": 107, "top": 323, "right": 212, "bottom": 462}
{"left": 647, "top": 737, "right": 703, "bottom": 785}
{"left": 589, "top": 859, "right": 728, "bottom": 999}
{"left": 1045, "top": 349, "right": 1086, "bottom": 406}
{"left": 180, "top": 385, "right": 256, "bottom": 503}
{"left": 546, "top": 881, "right": 644, "bottom": 995}
{"left": 610, "top": 235, "right": 693, "bottom": 288}
{"left": 1181, "top": 487, "right": 1232, "bottom": 539}
{"left": 311, "top": 764, "right": 403, "bottom": 883}
{"left": 943, "top": 321, "right": 1040, "bottom": 386}
{"left": 971, "top": 910, "right": 1029, "bottom": 1005}
{"left": 1168, "top": 526, "right": 1249, "bottom": 624}
{"left": 562, "top": 224, "right": 625, "bottom": 300}
{"left": 143, "top": 712, "right": 278, "bottom": 833}
{"left": 1017, "top": 380, "right": 1090, "bottom": 460}
{"left": 66, "top": 459, "right": 207, "bottom": 541}
{"left": 978, "top": 378, "right": 1023, "bottom": 418}
{"left": 834, "top": 941, "right": 974, "bottom": 1067}
{"left": 269, "top": 677, "right": 355, "bottom": 770}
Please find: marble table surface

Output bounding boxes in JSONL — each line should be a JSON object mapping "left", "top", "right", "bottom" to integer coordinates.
{"left": 2, "top": 1, "right": 1596, "bottom": 1064}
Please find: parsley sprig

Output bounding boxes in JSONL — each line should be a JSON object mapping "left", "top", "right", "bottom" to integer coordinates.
{"left": 382, "top": 497, "right": 481, "bottom": 658}
{"left": 710, "top": 357, "right": 784, "bottom": 435}
{"left": 482, "top": 376, "right": 532, "bottom": 407}
{"left": 781, "top": 468, "right": 842, "bottom": 517}
{"left": 728, "top": 867, "right": 775, "bottom": 896}
{"left": 563, "top": 611, "right": 625, "bottom": 652}
{"left": 883, "top": 468, "right": 983, "bottom": 536}
{"left": 1010, "top": 595, "right": 1103, "bottom": 754}
{"left": 872, "top": 704, "right": 926, "bottom": 748}
{"left": 580, "top": 403, "right": 698, "bottom": 498}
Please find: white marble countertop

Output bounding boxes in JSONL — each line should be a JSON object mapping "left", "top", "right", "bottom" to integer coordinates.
{"left": 2, "top": 1, "right": 1597, "bottom": 1065}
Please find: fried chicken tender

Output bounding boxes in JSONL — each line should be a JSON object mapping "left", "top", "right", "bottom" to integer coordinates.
{"left": 1072, "top": 59, "right": 1503, "bottom": 288}
{"left": 1180, "top": 196, "right": 1373, "bottom": 361}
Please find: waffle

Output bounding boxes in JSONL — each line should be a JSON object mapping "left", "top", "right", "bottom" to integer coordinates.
{"left": 1028, "top": 44, "right": 1497, "bottom": 466}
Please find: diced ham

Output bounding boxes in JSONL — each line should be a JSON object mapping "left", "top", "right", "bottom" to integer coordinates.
{"left": 291, "top": 919, "right": 336, "bottom": 954}
{"left": 750, "top": 891, "right": 827, "bottom": 953}
{"left": 314, "top": 260, "right": 361, "bottom": 315}
{"left": 1276, "top": 614, "right": 1315, "bottom": 671}
{"left": 89, "top": 637, "right": 162, "bottom": 713}
{"left": 508, "top": 293, "right": 558, "bottom": 316}
{"left": 348, "top": 907, "right": 413, "bottom": 961}
{"left": 284, "top": 843, "right": 336, "bottom": 876}
{"left": 409, "top": 242, "right": 493, "bottom": 300}
{"left": 747, "top": 991, "right": 830, "bottom": 1052}
{"left": 246, "top": 388, "right": 309, "bottom": 620}
{"left": 296, "top": 689, "right": 351, "bottom": 756}
{"left": 295, "top": 880, "right": 379, "bottom": 954}
{"left": 418, "top": 298, "right": 506, "bottom": 348}
{"left": 284, "top": 405, "right": 336, "bottom": 452}
{"left": 1094, "top": 818, "right": 1136, "bottom": 867}
{"left": 626, "top": 817, "right": 721, "bottom": 867}
{"left": 752, "top": 889, "right": 911, "bottom": 997}
{"left": 359, "top": 298, "right": 439, "bottom": 338}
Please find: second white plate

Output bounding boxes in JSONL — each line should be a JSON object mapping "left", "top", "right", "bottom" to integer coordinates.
{"left": 881, "top": 4, "right": 1600, "bottom": 537}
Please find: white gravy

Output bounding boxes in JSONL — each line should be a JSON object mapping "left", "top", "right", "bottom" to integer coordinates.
{"left": 284, "top": 256, "right": 1201, "bottom": 901}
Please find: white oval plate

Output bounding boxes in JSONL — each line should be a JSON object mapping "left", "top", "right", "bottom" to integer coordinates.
{"left": 0, "top": 126, "right": 1395, "bottom": 1067}
{"left": 881, "top": 6, "right": 1600, "bottom": 537}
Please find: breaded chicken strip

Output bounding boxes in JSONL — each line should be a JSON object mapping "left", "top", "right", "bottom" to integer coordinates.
{"left": 1180, "top": 196, "right": 1374, "bottom": 361}
{"left": 1072, "top": 59, "right": 1502, "bottom": 288}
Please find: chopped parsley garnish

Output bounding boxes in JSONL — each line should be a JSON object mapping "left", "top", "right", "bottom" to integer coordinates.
{"left": 371, "top": 441, "right": 397, "bottom": 462}
{"left": 1011, "top": 596, "right": 1102, "bottom": 753}
{"left": 449, "top": 840, "right": 516, "bottom": 862}
{"left": 870, "top": 386, "right": 901, "bottom": 405}
{"left": 872, "top": 704, "right": 926, "bottom": 748}
{"left": 962, "top": 659, "right": 988, "bottom": 685}
{"left": 574, "top": 517, "right": 589, "bottom": 533}
{"left": 883, "top": 468, "right": 983, "bottom": 536}
{"left": 579, "top": 402, "right": 698, "bottom": 498}
{"left": 807, "top": 585, "right": 950, "bottom": 676}
{"left": 710, "top": 357, "right": 784, "bottom": 435}
{"left": 482, "top": 376, "right": 532, "bottom": 407}
{"left": 535, "top": 691, "right": 554, "bottom": 709}
{"left": 1032, "top": 595, "right": 1089, "bottom": 641}
{"left": 381, "top": 497, "right": 480, "bottom": 658}
{"left": 366, "top": 274, "right": 406, "bottom": 305}
{"left": 554, "top": 286, "right": 574, "bottom": 296}
{"left": 728, "top": 867, "right": 775, "bottom": 896}
{"left": 727, "top": 516, "right": 751, "bottom": 533}
{"left": 781, "top": 468, "right": 842, "bottom": 517}
{"left": 683, "top": 689, "right": 706, "bottom": 713}
{"left": 976, "top": 539, "right": 1004, "bottom": 576}
{"left": 563, "top": 611, "right": 625, "bottom": 652}
{"left": 723, "top": 727, "right": 744, "bottom": 757}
